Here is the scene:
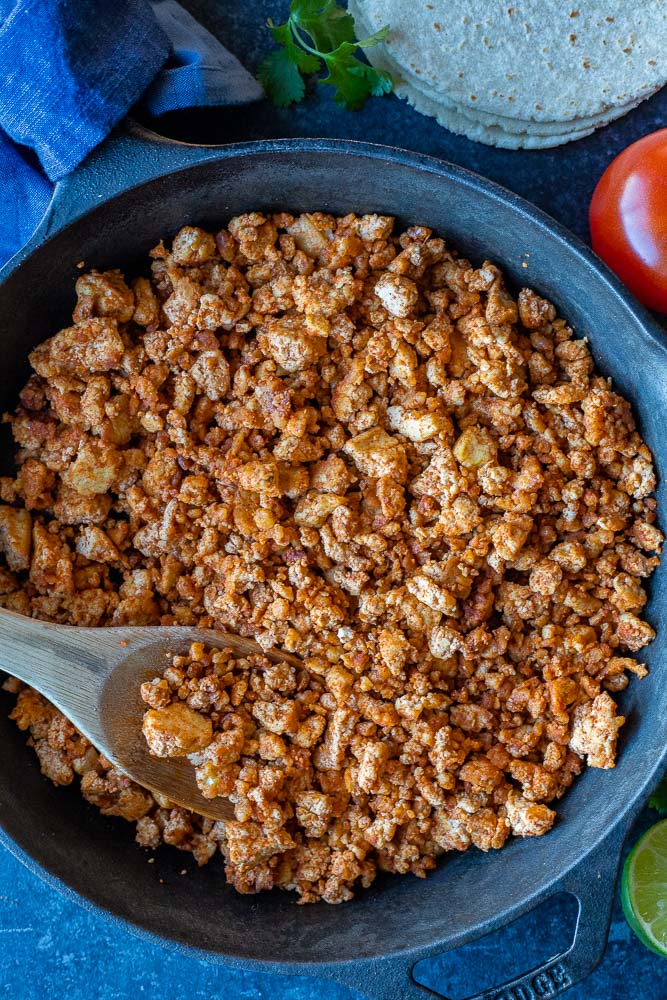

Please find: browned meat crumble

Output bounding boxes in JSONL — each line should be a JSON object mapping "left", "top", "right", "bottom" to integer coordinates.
{"left": 1, "top": 211, "right": 661, "bottom": 904}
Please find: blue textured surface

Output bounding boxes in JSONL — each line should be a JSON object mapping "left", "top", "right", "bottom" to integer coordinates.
{"left": 3, "top": 2, "right": 667, "bottom": 997}
{"left": 2, "top": 815, "right": 667, "bottom": 999}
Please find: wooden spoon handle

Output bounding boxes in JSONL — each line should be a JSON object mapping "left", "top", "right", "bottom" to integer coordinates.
{"left": 0, "top": 607, "right": 112, "bottom": 730}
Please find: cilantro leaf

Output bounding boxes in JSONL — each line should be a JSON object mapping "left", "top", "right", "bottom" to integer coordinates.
{"left": 322, "top": 62, "right": 371, "bottom": 110}
{"left": 270, "top": 20, "right": 321, "bottom": 74}
{"left": 650, "top": 776, "right": 667, "bottom": 814}
{"left": 292, "top": 0, "right": 356, "bottom": 52}
{"left": 257, "top": 49, "right": 307, "bottom": 108}
{"left": 318, "top": 43, "right": 370, "bottom": 109}
{"left": 347, "top": 62, "right": 393, "bottom": 98}
{"left": 320, "top": 39, "right": 393, "bottom": 109}
{"left": 357, "top": 25, "right": 391, "bottom": 48}
{"left": 257, "top": 0, "right": 393, "bottom": 110}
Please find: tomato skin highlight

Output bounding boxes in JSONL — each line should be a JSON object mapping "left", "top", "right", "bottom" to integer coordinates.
{"left": 589, "top": 129, "right": 667, "bottom": 312}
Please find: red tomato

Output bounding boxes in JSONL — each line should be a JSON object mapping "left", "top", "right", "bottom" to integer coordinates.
{"left": 589, "top": 129, "right": 667, "bottom": 312}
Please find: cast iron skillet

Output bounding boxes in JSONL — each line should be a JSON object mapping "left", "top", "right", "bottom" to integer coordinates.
{"left": 0, "top": 122, "right": 665, "bottom": 1000}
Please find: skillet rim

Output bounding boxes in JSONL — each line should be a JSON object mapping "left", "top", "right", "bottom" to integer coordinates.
{"left": 0, "top": 135, "right": 666, "bottom": 975}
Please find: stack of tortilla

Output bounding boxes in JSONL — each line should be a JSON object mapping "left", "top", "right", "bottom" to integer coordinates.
{"left": 349, "top": 0, "right": 667, "bottom": 148}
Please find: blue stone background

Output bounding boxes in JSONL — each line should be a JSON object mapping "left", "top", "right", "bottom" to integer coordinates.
{"left": 2, "top": 2, "right": 667, "bottom": 996}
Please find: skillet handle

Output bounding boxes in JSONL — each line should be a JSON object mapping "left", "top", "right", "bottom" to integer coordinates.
{"left": 325, "top": 822, "right": 626, "bottom": 1000}
{"left": 45, "top": 119, "right": 225, "bottom": 238}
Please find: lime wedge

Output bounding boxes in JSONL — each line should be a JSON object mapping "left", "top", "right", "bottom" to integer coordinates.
{"left": 622, "top": 819, "right": 667, "bottom": 956}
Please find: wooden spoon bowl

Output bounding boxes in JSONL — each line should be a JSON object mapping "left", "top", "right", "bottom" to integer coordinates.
{"left": 0, "top": 607, "right": 299, "bottom": 821}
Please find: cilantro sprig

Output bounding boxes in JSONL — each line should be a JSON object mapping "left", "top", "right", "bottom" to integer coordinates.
{"left": 258, "top": 0, "right": 393, "bottom": 110}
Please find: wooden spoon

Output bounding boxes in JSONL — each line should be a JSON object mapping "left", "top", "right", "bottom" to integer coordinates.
{"left": 0, "top": 607, "right": 299, "bottom": 822}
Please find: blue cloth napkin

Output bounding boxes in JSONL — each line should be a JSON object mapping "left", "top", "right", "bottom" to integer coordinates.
{"left": 0, "top": 0, "right": 263, "bottom": 268}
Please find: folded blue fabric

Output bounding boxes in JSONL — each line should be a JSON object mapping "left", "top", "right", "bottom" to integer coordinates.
{"left": 146, "top": 1, "right": 263, "bottom": 114}
{"left": 0, "top": 0, "right": 262, "bottom": 268}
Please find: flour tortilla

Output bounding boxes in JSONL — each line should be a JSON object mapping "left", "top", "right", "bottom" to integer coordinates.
{"left": 396, "top": 77, "right": 611, "bottom": 148}
{"left": 379, "top": 48, "right": 650, "bottom": 137}
{"left": 352, "top": 0, "right": 667, "bottom": 123}
{"left": 350, "top": 0, "right": 663, "bottom": 148}
{"left": 399, "top": 79, "right": 647, "bottom": 145}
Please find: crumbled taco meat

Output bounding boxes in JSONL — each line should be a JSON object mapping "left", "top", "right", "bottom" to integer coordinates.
{"left": 2, "top": 212, "right": 661, "bottom": 903}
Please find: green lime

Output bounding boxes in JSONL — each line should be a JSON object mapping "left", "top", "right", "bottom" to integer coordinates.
{"left": 622, "top": 819, "right": 667, "bottom": 957}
